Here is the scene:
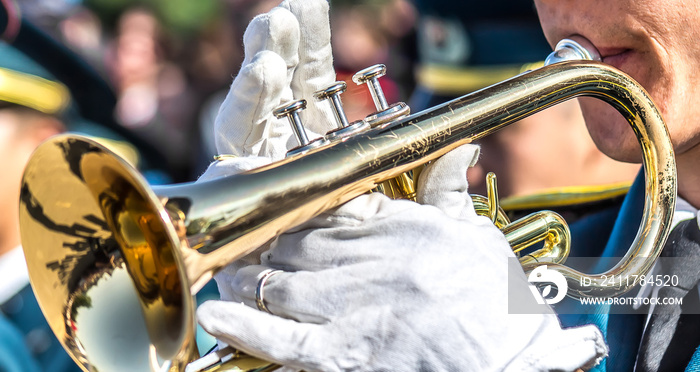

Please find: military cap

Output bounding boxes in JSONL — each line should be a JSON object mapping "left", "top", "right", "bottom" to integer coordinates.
{"left": 413, "top": 0, "right": 552, "bottom": 95}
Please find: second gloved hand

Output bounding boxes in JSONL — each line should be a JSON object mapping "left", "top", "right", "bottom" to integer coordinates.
{"left": 198, "top": 147, "right": 607, "bottom": 372}
{"left": 198, "top": 192, "right": 606, "bottom": 371}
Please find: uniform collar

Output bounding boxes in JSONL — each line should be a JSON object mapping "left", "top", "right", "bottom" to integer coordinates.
{"left": 0, "top": 246, "right": 29, "bottom": 304}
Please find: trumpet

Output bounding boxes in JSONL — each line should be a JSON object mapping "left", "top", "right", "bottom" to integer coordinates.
{"left": 18, "top": 38, "right": 676, "bottom": 371}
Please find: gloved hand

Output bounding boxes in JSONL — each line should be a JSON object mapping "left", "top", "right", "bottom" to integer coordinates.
{"left": 196, "top": 0, "right": 484, "bottom": 262}
{"left": 197, "top": 0, "right": 341, "bottom": 262}
{"left": 211, "top": 0, "right": 336, "bottom": 161}
{"left": 198, "top": 147, "right": 607, "bottom": 372}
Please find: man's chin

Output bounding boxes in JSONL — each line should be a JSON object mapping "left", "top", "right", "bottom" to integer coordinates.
{"left": 579, "top": 98, "right": 643, "bottom": 163}
{"left": 597, "top": 141, "right": 643, "bottom": 163}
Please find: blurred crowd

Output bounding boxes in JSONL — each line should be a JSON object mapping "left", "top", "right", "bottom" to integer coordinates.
{"left": 18, "top": 0, "right": 638, "bottom": 194}
{"left": 19, "top": 0, "right": 417, "bottom": 183}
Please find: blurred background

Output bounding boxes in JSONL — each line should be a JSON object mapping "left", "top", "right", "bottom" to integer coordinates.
{"left": 16, "top": 0, "right": 639, "bottom": 194}
{"left": 16, "top": 0, "right": 418, "bottom": 182}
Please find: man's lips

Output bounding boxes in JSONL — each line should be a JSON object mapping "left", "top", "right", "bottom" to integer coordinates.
{"left": 562, "top": 35, "right": 633, "bottom": 69}
{"left": 599, "top": 48, "right": 633, "bottom": 69}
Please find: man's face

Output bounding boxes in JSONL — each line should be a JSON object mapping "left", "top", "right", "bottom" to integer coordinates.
{"left": 0, "top": 112, "right": 34, "bottom": 249}
{"left": 534, "top": 0, "right": 700, "bottom": 162}
{"left": 0, "top": 110, "right": 62, "bottom": 255}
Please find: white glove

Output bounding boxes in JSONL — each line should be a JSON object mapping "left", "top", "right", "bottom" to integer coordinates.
{"left": 198, "top": 147, "right": 607, "bottom": 371}
{"left": 196, "top": 0, "right": 341, "bottom": 275}
{"left": 212, "top": 0, "right": 336, "bottom": 161}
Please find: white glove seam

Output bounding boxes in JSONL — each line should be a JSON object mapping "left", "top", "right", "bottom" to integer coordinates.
{"left": 249, "top": 51, "right": 280, "bottom": 157}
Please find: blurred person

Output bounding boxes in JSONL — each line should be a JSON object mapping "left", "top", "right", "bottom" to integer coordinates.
{"left": 0, "top": 42, "right": 83, "bottom": 372}
{"left": 0, "top": 4, "right": 175, "bottom": 369}
{"left": 106, "top": 7, "right": 198, "bottom": 182}
{"left": 227, "top": 0, "right": 280, "bottom": 23}
{"left": 330, "top": 1, "right": 413, "bottom": 122}
{"left": 14, "top": 0, "right": 75, "bottom": 32}
{"left": 410, "top": 0, "right": 640, "bottom": 201}
{"left": 0, "top": 313, "right": 42, "bottom": 371}
{"left": 58, "top": 6, "right": 105, "bottom": 68}
{"left": 194, "top": 1, "right": 277, "bottom": 172}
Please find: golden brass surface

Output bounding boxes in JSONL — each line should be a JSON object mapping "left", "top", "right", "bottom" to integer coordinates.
{"left": 471, "top": 173, "right": 570, "bottom": 264}
{"left": 485, "top": 172, "right": 500, "bottom": 224}
{"left": 506, "top": 211, "right": 571, "bottom": 265}
{"left": 19, "top": 60, "right": 676, "bottom": 371}
{"left": 19, "top": 139, "right": 197, "bottom": 371}
{"left": 376, "top": 171, "right": 418, "bottom": 201}
{"left": 472, "top": 194, "right": 511, "bottom": 229}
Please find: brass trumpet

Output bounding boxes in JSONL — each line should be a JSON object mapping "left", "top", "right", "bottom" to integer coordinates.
{"left": 19, "top": 39, "right": 676, "bottom": 371}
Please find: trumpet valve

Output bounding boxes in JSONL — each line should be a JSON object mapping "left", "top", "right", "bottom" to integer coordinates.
{"left": 315, "top": 81, "right": 371, "bottom": 141}
{"left": 314, "top": 81, "right": 350, "bottom": 129}
{"left": 353, "top": 64, "right": 389, "bottom": 111}
{"left": 274, "top": 99, "right": 310, "bottom": 145}
{"left": 274, "top": 99, "right": 328, "bottom": 156}
{"left": 352, "top": 64, "right": 410, "bottom": 128}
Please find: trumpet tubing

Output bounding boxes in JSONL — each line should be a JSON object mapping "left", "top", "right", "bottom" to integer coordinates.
{"left": 19, "top": 60, "right": 676, "bottom": 372}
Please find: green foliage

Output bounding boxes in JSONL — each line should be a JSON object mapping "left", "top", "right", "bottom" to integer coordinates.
{"left": 85, "top": 0, "right": 221, "bottom": 36}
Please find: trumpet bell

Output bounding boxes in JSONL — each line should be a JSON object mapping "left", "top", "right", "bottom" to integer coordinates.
{"left": 19, "top": 137, "right": 195, "bottom": 371}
